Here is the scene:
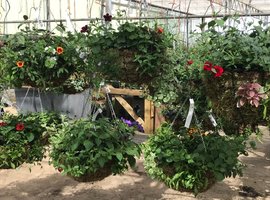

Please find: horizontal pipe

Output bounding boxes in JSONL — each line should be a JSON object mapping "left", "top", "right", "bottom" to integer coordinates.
{"left": 0, "top": 12, "right": 270, "bottom": 24}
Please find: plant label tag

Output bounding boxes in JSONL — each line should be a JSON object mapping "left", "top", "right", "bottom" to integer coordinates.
{"left": 66, "top": 9, "right": 75, "bottom": 32}
{"left": 35, "top": 7, "right": 44, "bottom": 28}
{"left": 92, "top": 108, "right": 103, "bottom": 121}
{"left": 184, "top": 99, "right": 194, "bottom": 128}
{"left": 208, "top": 113, "right": 217, "bottom": 127}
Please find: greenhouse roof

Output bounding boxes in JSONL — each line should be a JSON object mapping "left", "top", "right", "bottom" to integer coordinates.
{"left": 143, "top": 0, "right": 270, "bottom": 16}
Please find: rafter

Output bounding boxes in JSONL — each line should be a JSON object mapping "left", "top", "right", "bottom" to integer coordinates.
{"left": 211, "top": 0, "right": 263, "bottom": 14}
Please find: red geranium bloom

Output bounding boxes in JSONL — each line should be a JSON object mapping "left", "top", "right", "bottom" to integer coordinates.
{"left": 187, "top": 60, "right": 193, "bottom": 65}
{"left": 213, "top": 65, "right": 224, "bottom": 77}
{"left": 203, "top": 61, "right": 212, "bottom": 71}
{"left": 57, "top": 167, "right": 63, "bottom": 172}
{"left": 16, "top": 61, "right": 24, "bottom": 68}
{"left": 157, "top": 27, "right": 164, "bottom": 34}
{"left": 56, "top": 46, "right": 64, "bottom": 55}
{"left": 15, "top": 123, "right": 25, "bottom": 131}
{"left": 0, "top": 122, "right": 7, "bottom": 126}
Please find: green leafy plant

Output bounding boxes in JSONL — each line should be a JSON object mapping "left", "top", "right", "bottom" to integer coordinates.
{"left": 193, "top": 17, "right": 270, "bottom": 72}
{"left": 49, "top": 117, "right": 141, "bottom": 182}
{"left": 0, "top": 23, "right": 95, "bottom": 93}
{"left": 143, "top": 124, "right": 249, "bottom": 195}
{"left": 191, "top": 17, "right": 270, "bottom": 134}
{"left": 87, "top": 18, "right": 174, "bottom": 85}
{"left": 0, "top": 112, "right": 59, "bottom": 169}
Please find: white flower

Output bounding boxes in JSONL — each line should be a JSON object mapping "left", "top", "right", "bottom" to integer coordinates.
{"left": 79, "top": 52, "right": 86, "bottom": 59}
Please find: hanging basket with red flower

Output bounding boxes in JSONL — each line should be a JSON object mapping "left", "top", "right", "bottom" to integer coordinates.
{"left": 191, "top": 16, "right": 270, "bottom": 134}
{"left": 0, "top": 112, "right": 61, "bottom": 169}
{"left": 202, "top": 61, "right": 269, "bottom": 134}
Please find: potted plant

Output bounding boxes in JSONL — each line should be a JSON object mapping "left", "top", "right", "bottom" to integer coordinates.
{"left": 0, "top": 22, "right": 100, "bottom": 117}
{"left": 192, "top": 17, "right": 270, "bottom": 133}
{"left": 49, "top": 117, "right": 141, "bottom": 182}
{"left": 143, "top": 124, "right": 250, "bottom": 195}
{"left": 0, "top": 112, "right": 60, "bottom": 169}
{"left": 87, "top": 16, "right": 174, "bottom": 86}
{"left": 0, "top": 25, "right": 95, "bottom": 93}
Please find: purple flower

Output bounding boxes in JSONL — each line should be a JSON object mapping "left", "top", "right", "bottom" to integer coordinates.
{"left": 121, "top": 117, "right": 133, "bottom": 127}
{"left": 103, "top": 13, "right": 112, "bottom": 22}
{"left": 80, "top": 25, "right": 89, "bottom": 33}
{"left": 121, "top": 117, "right": 144, "bottom": 132}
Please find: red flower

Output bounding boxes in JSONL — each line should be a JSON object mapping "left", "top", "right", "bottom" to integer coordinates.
{"left": 56, "top": 47, "right": 64, "bottom": 55}
{"left": 16, "top": 61, "right": 24, "bottom": 68}
{"left": 157, "top": 27, "right": 164, "bottom": 34}
{"left": 0, "top": 122, "right": 7, "bottom": 126}
{"left": 203, "top": 61, "right": 212, "bottom": 71}
{"left": 57, "top": 167, "right": 63, "bottom": 172}
{"left": 187, "top": 60, "right": 193, "bottom": 65}
{"left": 15, "top": 123, "right": 25, "bottom": 131}
{"left": 213, "top": 65, "right": 224, "bottom": 77}
{"left": 103, "top": 13, "right": 112, "bottom": 22}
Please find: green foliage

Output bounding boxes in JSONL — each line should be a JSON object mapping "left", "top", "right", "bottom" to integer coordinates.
{"left": 87, "top": 20, "right": 174, "bottom": 85}
{"left": 189, "top": 17, "right": 270, "bottom": 134}
{"left": 193, "top": 17, "right": 270, "bottom": 72}
{"left": 149, "top": 46, "right": 210, "bottom": 131}
{"left": 49, "top": 118, "right": 141, "bottom": 180}
{"left": 0, "top": 112, "right": 60, "bottom": 169}
{"left": 143, "top": 124, "right": 248, "bottom": 195}
{"left": 261, "top": 83, "right": 270, "bottom": 129}
{"left": 0, "top": 26, "right": 96, "bottom": 93}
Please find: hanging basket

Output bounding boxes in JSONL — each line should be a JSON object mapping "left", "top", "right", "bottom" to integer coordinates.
{"left": 203, "top": 70, "right": 269, "bottom": 134}
{"left": 69, "top": 160, "right": 115, "bottom": 182}
{"left": 102, "top": 49, "right": 155, "bottom": 85}
{"left": 161, "top": 164, "right": 216, "bottom": 192}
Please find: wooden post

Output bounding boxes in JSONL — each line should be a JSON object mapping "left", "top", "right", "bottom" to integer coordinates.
{"left": 144, "top": 99, "right": 154, "bottom": 134}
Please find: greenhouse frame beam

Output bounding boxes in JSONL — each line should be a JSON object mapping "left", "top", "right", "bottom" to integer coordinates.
{"left": 1, "top": 12, "right": 270, "bottom": 25}
{"left": 212, "top": 0, "right": 263, "bottom": 14}
{"left": 46, "top": 0, "right": 51, "bottom": 30}
{"left": 128, "top": 0, "right": 193, "bottom": 15}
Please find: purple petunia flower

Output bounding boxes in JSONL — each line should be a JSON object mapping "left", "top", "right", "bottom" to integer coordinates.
{"left": 121, "top": 117, "right": 144, "bottom": 133}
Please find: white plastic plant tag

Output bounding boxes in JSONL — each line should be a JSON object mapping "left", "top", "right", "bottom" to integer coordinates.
{"left": 105, "top": 0, "right": 112, "bottom": 14}
{"left": 184, "top": 99, "right": 194, "bottom": 128}
{"left": 65, "top": 9, "right": 75, "bottom": 32}
{"left": 92, "top": 108, "right": 103, "bottom": 121}
{"left": 208, "top": 113, "right": 217, "bottom": 127}
{"left": 35, "top": 7, "right": 44, "bottom": 28}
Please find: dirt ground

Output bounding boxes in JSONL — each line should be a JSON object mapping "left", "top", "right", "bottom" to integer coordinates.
{"left": 0, "top": 126, "right": 269, "bottom": 200}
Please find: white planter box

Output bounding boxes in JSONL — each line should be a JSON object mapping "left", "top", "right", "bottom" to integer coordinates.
{"left": 15, "top": 88, "right": 92, "bottom": 119}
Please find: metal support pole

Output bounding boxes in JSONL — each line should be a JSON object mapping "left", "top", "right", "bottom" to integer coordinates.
{"left": 46, "top": 0, "right": 51, "bottom": 30}
{"left": 2, "top": 12, "right": 270, "bottom": 25}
